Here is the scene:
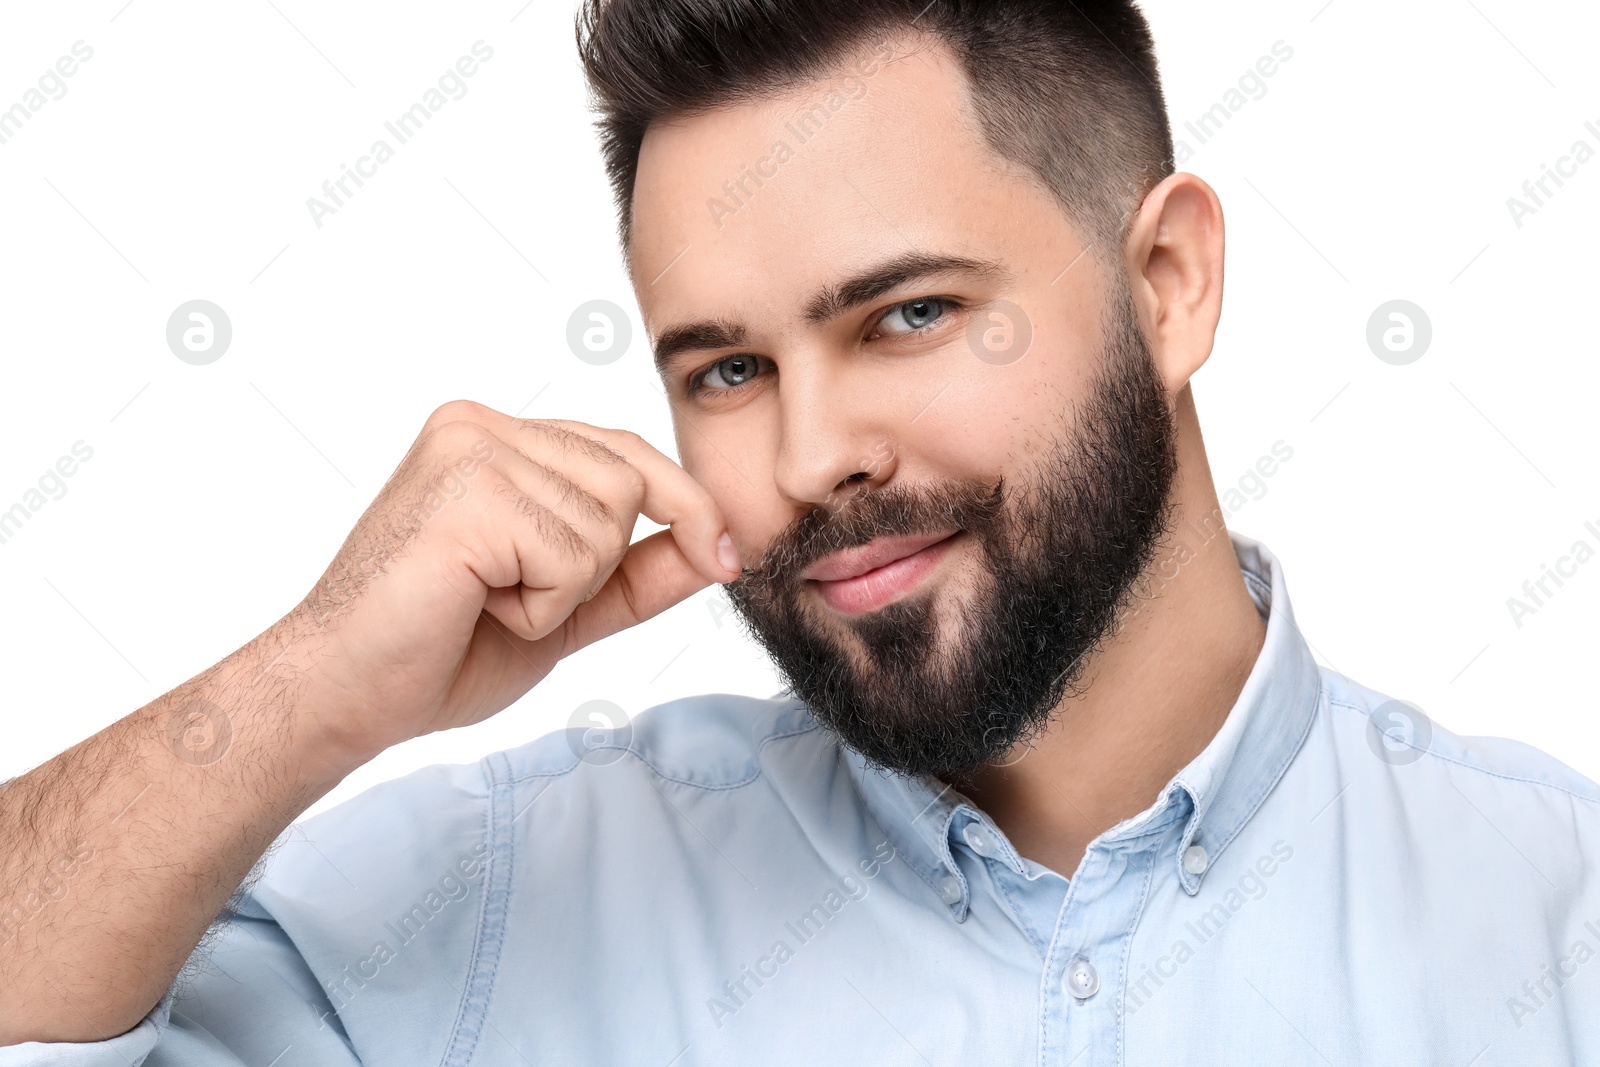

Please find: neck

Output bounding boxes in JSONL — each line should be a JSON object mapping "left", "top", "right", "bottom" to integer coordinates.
{"left": 953, "top": 393, "right": 1267, "bottom": 878}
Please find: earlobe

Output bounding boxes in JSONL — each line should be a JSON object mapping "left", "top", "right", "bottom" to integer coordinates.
{"left": 1124, "top": 172, "right": 1226, "bottom": 395}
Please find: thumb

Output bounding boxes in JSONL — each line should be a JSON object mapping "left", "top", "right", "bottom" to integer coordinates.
{"left": 563, "top": 529, "right": 717, "bottom": 654}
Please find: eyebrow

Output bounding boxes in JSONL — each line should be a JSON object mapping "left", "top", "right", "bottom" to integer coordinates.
{"left": 650, "top": 251, "right": 1011, "bottom": 374}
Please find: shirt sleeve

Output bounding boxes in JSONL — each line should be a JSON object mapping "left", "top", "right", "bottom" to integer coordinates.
{"left": 0, "top": 754, "right": 494, "bottom": 1067}
{"left": 0, "top": 908, "right": 361, "bottom": 1067}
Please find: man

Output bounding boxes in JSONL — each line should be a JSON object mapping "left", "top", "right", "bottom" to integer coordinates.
{"left": 2, "top": 0, "right": 1596, "bottom": 1063}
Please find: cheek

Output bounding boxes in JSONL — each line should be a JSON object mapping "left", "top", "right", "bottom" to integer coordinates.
{"left": 953, "top": 312, "right": 1100, "bottom": 451}
{"left": 920, "top": 365, "right": 1057, "bottom": 474}
{"left": 679, "top": 435, "right": 779, "bottom": 553}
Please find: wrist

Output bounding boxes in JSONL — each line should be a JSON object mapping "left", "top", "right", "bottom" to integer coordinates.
{"left": 209, "top": 622, "right": 381, "bottom": 793}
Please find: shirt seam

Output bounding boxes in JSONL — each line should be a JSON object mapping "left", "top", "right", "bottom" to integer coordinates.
{"left": 437, "top": 750, "right": 516, "bottom": 1066}
{"left": 1326, "top": 697, "right": 1600, "bottom": 804}
{"left": 1240, "top": 566, "right": 1272, "bottom": 610}
{"left": 1115, "top": 844, "right": 1160, "bottom": 1067}
{"left": 989, "top": 858, "right": 1053, "bottom": 959}
{"left": 500, "top": 718, "right": 825, "bottom": 794}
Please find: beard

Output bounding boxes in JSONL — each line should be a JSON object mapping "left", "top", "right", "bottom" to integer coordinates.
{"left": 725, "top": 284, "right": 1179, "bottom": 781}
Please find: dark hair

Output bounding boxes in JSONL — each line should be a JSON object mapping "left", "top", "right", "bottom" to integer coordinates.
{"left": 575, "top": 0, "right": 1175, "bottom": 257}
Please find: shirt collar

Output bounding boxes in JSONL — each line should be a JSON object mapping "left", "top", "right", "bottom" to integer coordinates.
{"left": 847, "top": 531, "right": 1323, "bottom": 912}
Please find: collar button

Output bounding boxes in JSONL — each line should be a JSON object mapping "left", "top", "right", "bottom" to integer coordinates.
{"left": 937, "top": 875, "right": 963, "bottom": 905}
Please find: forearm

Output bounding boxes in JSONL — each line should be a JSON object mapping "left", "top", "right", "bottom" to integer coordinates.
{"left": 0, "top": 621, "right": 367, "bottom": 1045}
{"left": 0, "top": 404, "right": 731, "bottom": 1047}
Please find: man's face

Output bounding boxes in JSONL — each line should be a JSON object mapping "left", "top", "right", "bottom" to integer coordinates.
{"left": 629, "top": 37, "right": 1177, "bottom": 778}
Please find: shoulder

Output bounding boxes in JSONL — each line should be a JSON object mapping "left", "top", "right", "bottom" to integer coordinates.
{"left": 241, "top": 755, "right": 495, "bottom": 913}
{"left": 243, "top": 694, "right": 829, "bottom": 914}
{"left": 494, "top": 689, "right": 828, "bottom": 791}
{"left": 1283, "top": 670, "right": 1600, "bottom": 976}
{"left": 1318, "top": 668, "right": 1600, "bottom": 806}
{"left": 274, "top": 691, "right": 827, "bottom": 860}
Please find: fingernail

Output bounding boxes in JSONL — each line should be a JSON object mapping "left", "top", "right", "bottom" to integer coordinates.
{"left": 716, "top": 532, "right": 741, "bottom": 576}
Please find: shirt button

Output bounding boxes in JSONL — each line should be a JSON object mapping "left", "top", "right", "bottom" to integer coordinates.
{"left": 1183, "top": 844, "right": 1209, "bottom": 876}
{"left": 963, "top": 824, "right": 993, "bottom": 857}
{"left": 1065, "top": 958, "right": 1100, "bottom": 1000}
{"left": 938, "top": 876, "right": 963, "bottom": 905}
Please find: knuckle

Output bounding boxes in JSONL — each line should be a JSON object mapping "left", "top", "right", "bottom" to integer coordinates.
{"left": 424, "top": 419, "right": 488, "bottom": 458}
{"left": 614, "top": 461, "right": 648, "bottom": 502}
{"left": 518, "top": 609, "right": 560, "bottom": 643}
{"left": 426, "top": 399, "right": 486, "bottom": 431}
{"left": 596, "top": 525, "right": 629, "bottom": 567}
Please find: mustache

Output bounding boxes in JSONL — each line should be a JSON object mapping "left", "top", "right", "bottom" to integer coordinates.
{"left": 735, "top": 477, "right": 1008, "bottom": 587}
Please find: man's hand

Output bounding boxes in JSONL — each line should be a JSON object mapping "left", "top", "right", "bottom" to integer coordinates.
{"left": 289, "top": 400, "right": 741, "bottom": 767}
{"left": 0, "top": 401, "right": 740, "bottom": 1044}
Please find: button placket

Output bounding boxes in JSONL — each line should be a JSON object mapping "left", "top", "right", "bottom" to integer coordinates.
{"left": 1039, "top": 828, "right": 1174, "bottom": 1066}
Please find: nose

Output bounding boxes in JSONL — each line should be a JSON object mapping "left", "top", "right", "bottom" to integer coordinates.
{"left": 771, "top": 356, "right": 898, "bottom": 513}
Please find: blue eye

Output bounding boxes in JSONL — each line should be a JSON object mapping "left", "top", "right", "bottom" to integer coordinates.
{"left": 878, "top": 297, "right": 948, "bottom": 335}
{"left": 693, "top": 354, "right": 765, "bottom": 394}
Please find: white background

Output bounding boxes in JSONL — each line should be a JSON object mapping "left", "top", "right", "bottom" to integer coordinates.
{"left": 0, "top": 0, "right": 1594, "bottom": 818}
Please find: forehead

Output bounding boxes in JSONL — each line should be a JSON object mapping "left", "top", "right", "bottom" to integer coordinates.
{"left": 627, "top": 35, "right": 1084, "bottom": 342}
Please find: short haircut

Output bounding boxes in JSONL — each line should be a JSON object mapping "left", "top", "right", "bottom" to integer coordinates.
{"left": 576, "top": 0, "right": 1175, "bottom": 259}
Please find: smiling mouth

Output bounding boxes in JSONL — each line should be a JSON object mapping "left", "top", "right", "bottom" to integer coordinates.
{"left": 802, "top": 531, "right": 963, "bottom": 616}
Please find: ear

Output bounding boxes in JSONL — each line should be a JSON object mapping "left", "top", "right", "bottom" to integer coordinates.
{"left": 1123, "top": 172, "right": 1225, "bottom": 396}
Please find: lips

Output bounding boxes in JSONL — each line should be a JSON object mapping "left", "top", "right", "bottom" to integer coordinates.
{"left": 800, "top": 531, "right": 958, "bottom": 582}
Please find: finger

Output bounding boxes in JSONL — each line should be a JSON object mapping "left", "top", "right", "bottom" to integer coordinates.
{"left": 464, "top": 428, "right": 649, "bottom": 602}
{"left": 537, "top": 419, "right": 739, "bottom": 585}
{"left": 397, "top": 427, "right": 604, "bottom": 642}
{"left": 468, "top": 489, "right": 603, "bottom": 641}
{"left": 410, "top": 422, "right": 626, "bottom": 629}
{"left": 429, "top": 405, "right": 643, "bottom": 515}
{"left": 486, "top": 431, "right": 626, "bottom": 590}
{"left": 433, "top": 404, "right": 736, "bottom": 584}
{"left": 558, "top": 530, "right": 713, "bottom": 655}
{"left": 500, "top": 428, "right": 650, "bottom": 598}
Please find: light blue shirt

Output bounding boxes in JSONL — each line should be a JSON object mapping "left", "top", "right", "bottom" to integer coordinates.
{"left": 7, "top": 534, "right": 1600, "bottom": 1065}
